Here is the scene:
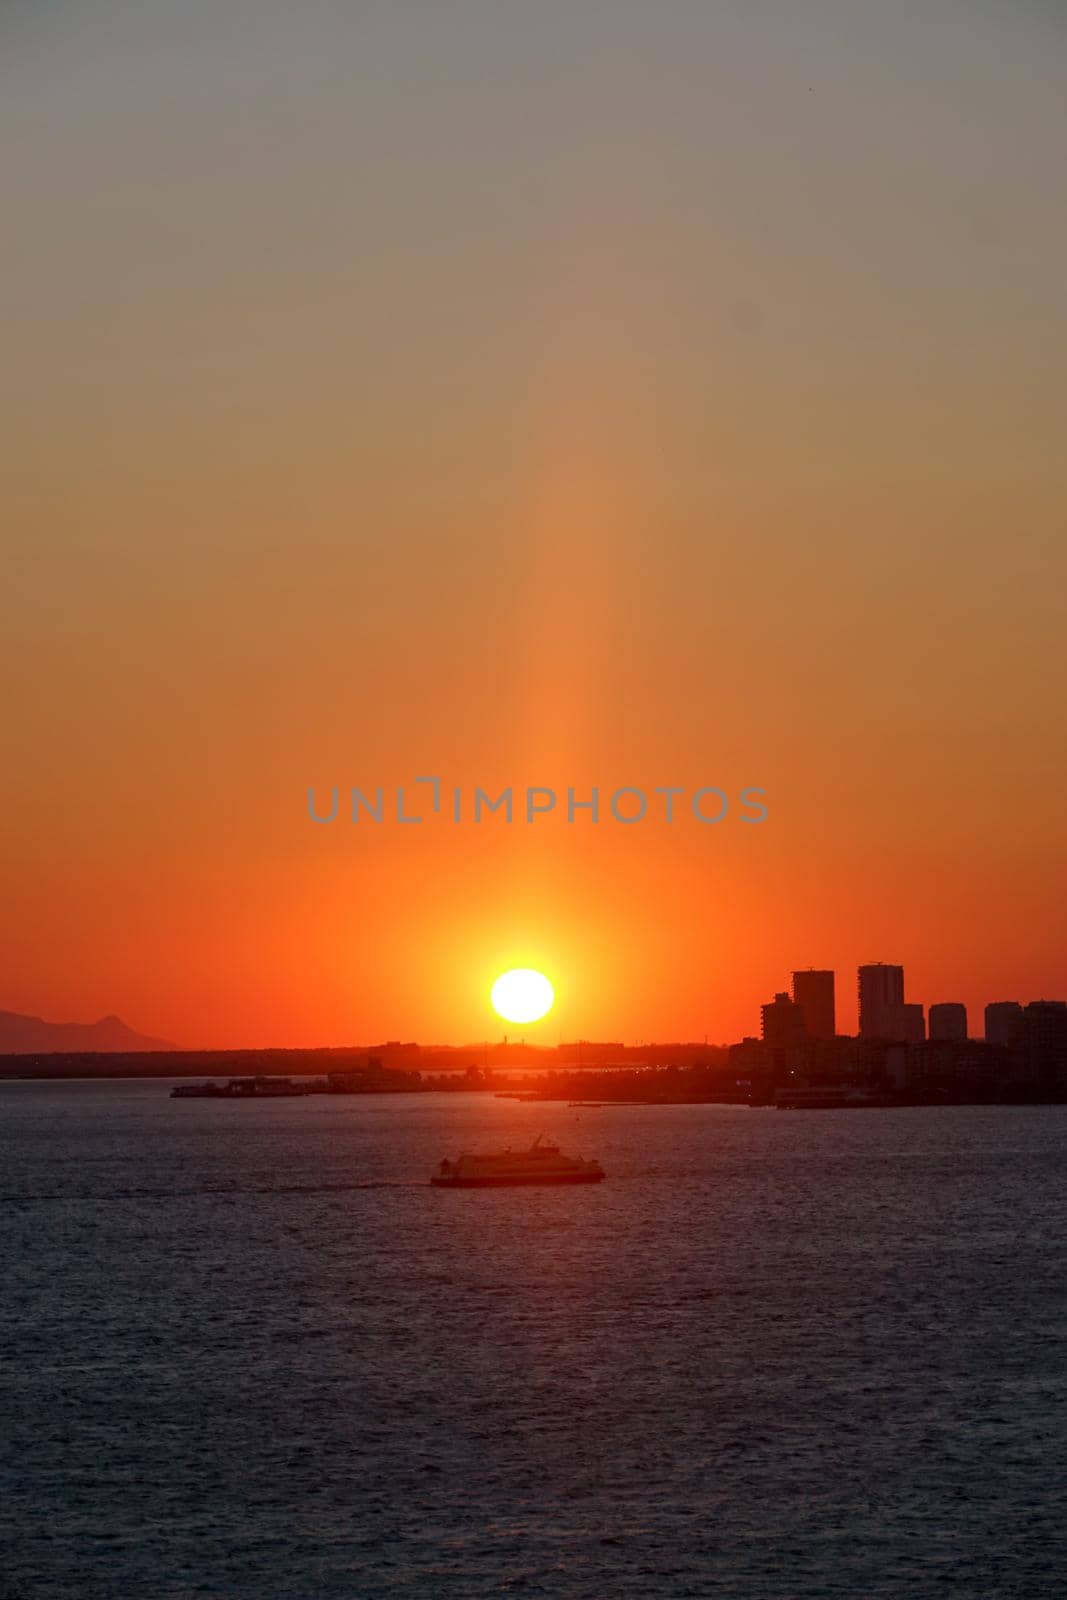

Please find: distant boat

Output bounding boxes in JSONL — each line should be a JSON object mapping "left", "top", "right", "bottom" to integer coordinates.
{"left": 774, "top": 1086, "right": 886, "bottom": 1110}
{"left": 430, "top": 1134, "right": 605, "bottom": 1187}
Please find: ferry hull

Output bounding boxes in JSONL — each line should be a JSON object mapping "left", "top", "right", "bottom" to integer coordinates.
{"left": 431, "top": 1171, "right": 604, "bottom": 1187}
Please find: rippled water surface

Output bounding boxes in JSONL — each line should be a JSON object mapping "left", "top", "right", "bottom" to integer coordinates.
{"left": 1, "top": 1083, "right": 1064, "bottom": 1598}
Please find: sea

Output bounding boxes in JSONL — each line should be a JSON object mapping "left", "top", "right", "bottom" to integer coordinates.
{"left": 1, "top": 1082, "right": 1064, "bottom": 1599}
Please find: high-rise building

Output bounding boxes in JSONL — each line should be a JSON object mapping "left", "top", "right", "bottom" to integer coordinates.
{"left": 985, "top": 1001, "right": 1023, "bottom": 1048}
{"left": 761, "top": 992, "right": 806, "bottom": 1050}
{"left": 858, "top": 964, "right": 905, "bottom": 1039}
{"left": 792, "top": 970, "right": 836, "bottom": 1039}
{"left": 901, "top": 1003, "right": 926, "bottom": 1044}
{"left": 1018, "top": 1001, "right": 1067, "bottom": 1091}
{"left": 929, "top": 1002, "right": 968, "bottom": 1042}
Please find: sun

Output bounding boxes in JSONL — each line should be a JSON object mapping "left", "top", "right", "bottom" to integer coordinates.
{"left": 491, "top": 968, "right": 555, "bottom": 1025}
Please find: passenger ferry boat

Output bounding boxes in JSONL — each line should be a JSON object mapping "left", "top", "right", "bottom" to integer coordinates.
{"left": 431, "top": 1135, "right": 605, "bottom": 1188}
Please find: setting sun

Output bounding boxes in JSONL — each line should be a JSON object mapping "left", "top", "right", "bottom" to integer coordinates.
{"left": 490, "top": 968, "right": 555, "bottom": 1026}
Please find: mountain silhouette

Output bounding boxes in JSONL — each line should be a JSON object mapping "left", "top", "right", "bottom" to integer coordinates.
{"left": 0, "top": 1009, "right": 175, "bottom": 1054}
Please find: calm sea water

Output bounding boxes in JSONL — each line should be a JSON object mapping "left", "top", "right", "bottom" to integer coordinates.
{"left": 1, "top": 1083, "right": 1064, "bottom": 1599}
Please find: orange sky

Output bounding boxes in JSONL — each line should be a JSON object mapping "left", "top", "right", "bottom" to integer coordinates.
{"left": 2, "top": 2, "right": 1065, "bottom": 1047}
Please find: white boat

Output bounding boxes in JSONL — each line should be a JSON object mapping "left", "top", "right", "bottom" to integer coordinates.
{"left": 430, "top": 1135, "right": 605, "bottom": 1187}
